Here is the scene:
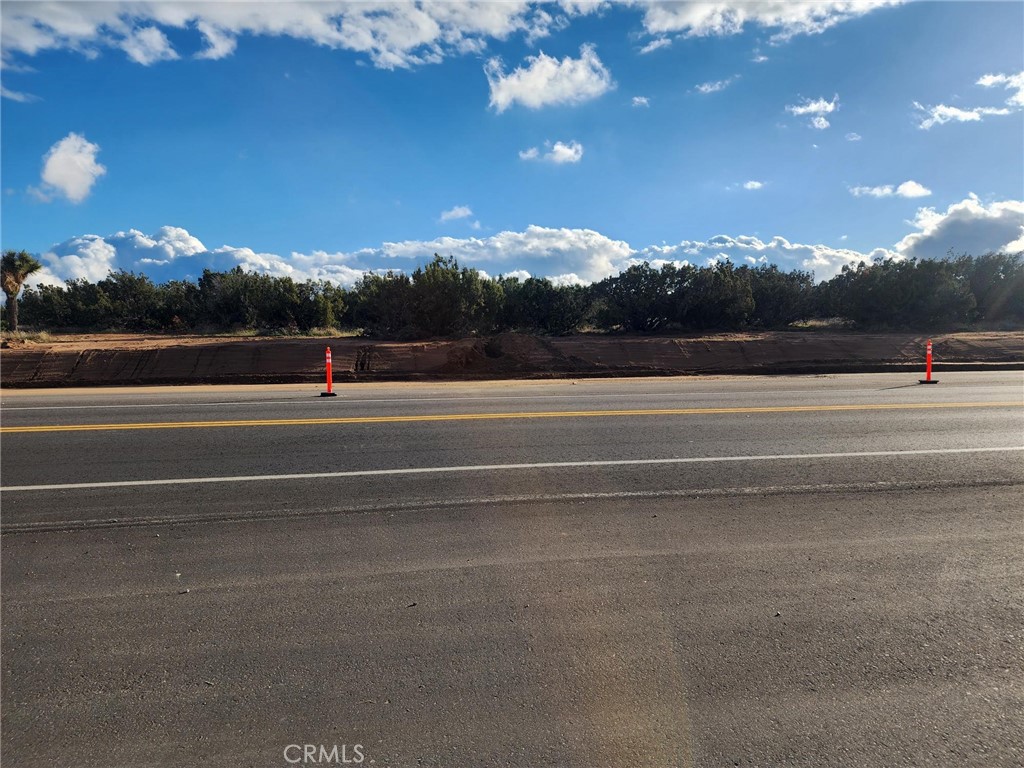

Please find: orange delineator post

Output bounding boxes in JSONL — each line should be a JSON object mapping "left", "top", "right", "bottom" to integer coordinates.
{"left": 919, "top": 339, "right": 938, "bottom": 384}
{"left": 321, "top": 345, "right": 338, "bottom": 397}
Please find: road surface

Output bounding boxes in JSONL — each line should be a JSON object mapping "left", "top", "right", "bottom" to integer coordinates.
{"left": 2, "top": 372, "right": 1022, "bottom": 767}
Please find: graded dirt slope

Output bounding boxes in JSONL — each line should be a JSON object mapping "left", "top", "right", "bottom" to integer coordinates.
{"left": 1, "top": 331, "right": 1021, "bottom": 388}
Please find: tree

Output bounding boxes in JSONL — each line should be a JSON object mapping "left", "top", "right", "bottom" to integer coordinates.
{"left": 2, "top": 250, "right": 43, "bottom": 332}
{"left": 351, "top": 271, "right": 414, "bottom": 336}
{"left": 411, "top": 254, "right": 491, "bottom": 337}
{"left": 680, "top": 262, "right": 754, "bottom": 330}
{"left": 594, "top": 263, "right": 690, "bottom": 332}
{"left": 746, "top": 264, "right": 815, "bottom": 327}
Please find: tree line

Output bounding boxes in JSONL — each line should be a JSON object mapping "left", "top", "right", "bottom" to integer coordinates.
{"left": 6, "top": 251, "right": 1023, "bottom": 336}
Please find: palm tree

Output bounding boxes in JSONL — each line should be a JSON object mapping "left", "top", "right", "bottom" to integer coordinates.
{"left": 2, "top": 250, "right": 43, "bottom": 332}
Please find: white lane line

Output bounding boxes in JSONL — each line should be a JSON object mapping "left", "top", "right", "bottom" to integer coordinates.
{"left": 5, "top": 478, "right": 1020, "bottom": 534}
{"left": 2, "top": 385, "right": 1019, "bottom": 411}
{"left": 2, "top": 446, "right": 1020, "bottom": 492}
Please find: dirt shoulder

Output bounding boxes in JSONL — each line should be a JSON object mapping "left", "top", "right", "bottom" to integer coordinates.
{"left": 1, "top": 331, "right": 1021, "bottom": 388}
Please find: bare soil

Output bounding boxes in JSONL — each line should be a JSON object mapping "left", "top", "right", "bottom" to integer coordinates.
{"left": 1, "top": 331, "right": 1021, "bottom": 388}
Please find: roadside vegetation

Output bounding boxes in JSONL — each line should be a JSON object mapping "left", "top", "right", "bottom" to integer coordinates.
{"left": 6, "top": 252, "right": 1023, "bottom": 338}
{"left": 1, "top": 250, "right": 43, "bottom": 333}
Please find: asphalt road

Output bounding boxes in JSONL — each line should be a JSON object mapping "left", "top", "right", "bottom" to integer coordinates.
{"left": 2, "top": 372, "right": 1022, "bottom": 767}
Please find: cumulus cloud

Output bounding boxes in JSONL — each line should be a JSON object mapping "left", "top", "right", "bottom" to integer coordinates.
{"left": 786, "top": 94, "right": 838, "bottom": 128}
{"left": 440, "top": 205, "right": 473, "bottom": 222}
{"left": 35, "top": 224, "right": 635, "bottom": 287}
{"left": 631, "top": 95, "right": 650, "bottom": 107}
{"left": 637, "top": 1, "right": 900, "bottom": 41}
{"left": 751, "top": 53, "right": 769, "bottom": 63}
{"left": 502, "top": 269, "right": 533, "bottom": 281}
{"left": 0, "top": 1, "right": 564, "bottom": 70}
{"left": 519, "top": 140, "right": 584, "bottom": 164}
{"left": 37, "top": 227, "right": 373, "bottom": 288}
{"left": 194, "top": 21, "right": 238, "bottom": 60}
{"left": 695, "top": 76, "right": 737, "bottom": 94}
{"left": 121, "top": 26, "right": 178, "bottom": 65}
{"left": 1, "top": 2, "right": 902, "bottom": 72}
{"left": 743, "top": 180, "right": 764, "bottom": 190}
{"left": 31, "top": 132, "right": 106, "bottom": 203}
{"left": 850, "top": 180, "right": 931, "bottom": 198}
{"left": 637, "top": 235, "right": 889, "bottom": 279}
{"left": 546, "top": 140, "right": 584, "bottom": 163}
{"left": 845, "top": 132, "right": 862, "bottom": 141}
{"left": 485, "top": 44, "right": 613, "bottom": 112}
{"left": 30, "top": 195, "right": 1023, "bottom": 291}
{"left": 370, "top": 224, "right": 633, "bottom": 282}
{"left": 41, "top": 235, "right": 120, "bottom": 283}
{"left": 894, "top": 195, "right": 1024, "bottom": 259}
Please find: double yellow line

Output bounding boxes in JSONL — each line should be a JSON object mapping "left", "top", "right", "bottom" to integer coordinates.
{"left": 1, "top": 401, "right": 1019, "bottom": 434}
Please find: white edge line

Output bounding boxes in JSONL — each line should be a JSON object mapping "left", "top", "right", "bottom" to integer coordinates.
{"left": 2, "top": 446, "right": 1021, "bottom": 492}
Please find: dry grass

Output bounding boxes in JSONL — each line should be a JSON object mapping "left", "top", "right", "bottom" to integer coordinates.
{"left": 1, "top": 330, "right": 53, "bottom": 343}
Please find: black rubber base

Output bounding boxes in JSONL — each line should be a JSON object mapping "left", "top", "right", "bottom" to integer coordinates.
{"left": 918, "top": 379, "right": 939, "bottom": 384}
{"left": 319, "top": 392, "right": 338, "bottom": 397}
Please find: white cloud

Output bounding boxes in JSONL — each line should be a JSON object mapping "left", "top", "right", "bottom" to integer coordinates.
{"left": 743, "top": 180, "right": 764, "bottom": 190}
{"left": 30, "top": 196, "right": 1023, "bottom": 291}
{"left": 850, "top": 180, "right": 932, "bottom": 198}
{"left": 638, "top": 235, "right": 889, "bottom": 279}
{"left": 440, "top": 205, "right": 473, "bottom": 222}
{"left": 360, "top": 224, "right": 634, "bottom": 282}
{"left": 845, "top": 132, "right": 862, "bottom": 141}
{"left": 1, "top": 84, "right": 39, "bottom": 102}
{"left": 502, "top": 269, "right": 532, "bottom": 281}
{"left": 546, "top": 140, "right": 584, "bottom": 164}
{"left": 485, "top": 44, "right": 613, "bottom": 112}
{"left": 915, "top": 71, "right": 1024, "bottom": 129}
{"left": 786, "top": 94, "right": 838, "bottom": 128}
{"left": 519, "top": 140, "right": 584, "bottom": 164}
{"left": 894, "top": 195, "right": 1024, "bottom": 259}
{"left": 976, "top": 71, "right": 1024, "bottom": 108}
{"left": 695, "top": 76, "right": 737, "bottom": 94}
{"left": 33, "top": 132, "right": 106, "bottom": 204}
{"left": 637, "top": 1, "right": 900, "bottom": 41}
{"left": 194, "top": 22, "right": 238, "bottom": 61}
{"left": 914, "top": 102, "right": 1011, "bottom": 130}
{"left": 121, "top": 26, "right": 178, "bottom": 65}
{"left": 787, "top": 95, "right": 838, "bottom": 116}
{"left": 638, "top": 37, "right": 672, "bottom": 54}
{"left": 895, "top": 181, "right": 931, "bottom": 198}
{"left": 34, "top": 224, "right": 634, "bottom": 287}
{"left": 632, "top": 95, "right": 650, "bottom": 107}
{"left": 1, "top": 2, "right": 902, "bottom": 72}
{"left": 42, "top": 235, "right": 119, "bottom": 282}
{"left": 751, "top": 53, "right": 768, "bottom": 63}
{"left": 0, "top": 2, "right": 563, "bottom": 70}
{"left": 547, "top": 273, "right": 585, "bottom": 286}
{"left": 108, "top": 226, "right": 208, "bottom": 265}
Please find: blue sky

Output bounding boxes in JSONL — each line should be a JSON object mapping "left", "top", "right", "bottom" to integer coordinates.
{"left": 1, "top": 1, "right": 1022, "bottom": 288}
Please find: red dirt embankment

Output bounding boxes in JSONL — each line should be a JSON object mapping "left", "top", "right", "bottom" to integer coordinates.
{"left": 0, "top": 331, "right": 1021, "bottom": 388}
